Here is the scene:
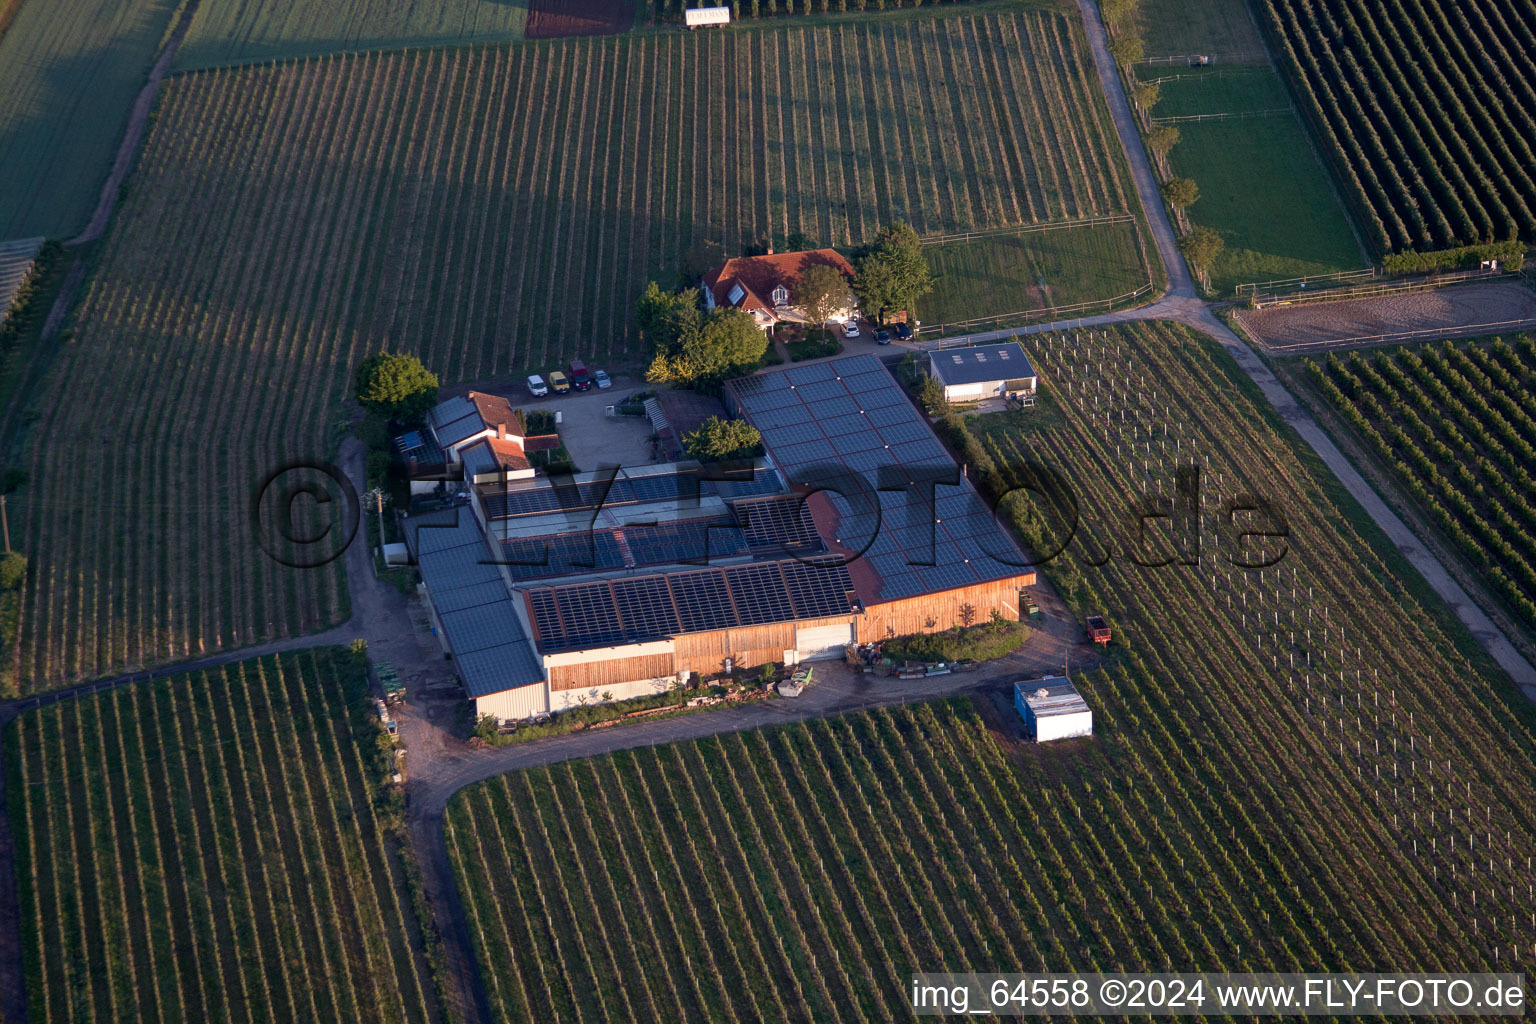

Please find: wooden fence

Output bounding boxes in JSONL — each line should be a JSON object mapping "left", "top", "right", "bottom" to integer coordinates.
{"left": 916, "top": 284, "right": 1156, "bottom": 342}
{"left": 920, "top": 215, "right": 1136, "bottom": 248}
{"left": 1241, "top": 266, "right": 1516, "bottom": 308}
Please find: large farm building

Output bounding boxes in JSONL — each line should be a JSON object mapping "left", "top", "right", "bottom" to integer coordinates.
{"left": 408, "top": 355, "right": 1037, "bottom": 721}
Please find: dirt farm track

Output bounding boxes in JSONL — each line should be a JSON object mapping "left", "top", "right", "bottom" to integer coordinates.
{"left": 1235, "top": 281, "right": 1536, "bottom": 354}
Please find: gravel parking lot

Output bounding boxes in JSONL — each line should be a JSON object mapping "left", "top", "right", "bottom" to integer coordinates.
{"left": 1235, "top": 281, "right": 1536, "bottom": 353}
{"left": 535, "top": 382, "right": 655, "bottom": 471}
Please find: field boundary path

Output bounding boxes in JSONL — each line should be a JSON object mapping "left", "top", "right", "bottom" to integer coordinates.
{"left": 70, "top": 0, "right": 201, "bottom": 245}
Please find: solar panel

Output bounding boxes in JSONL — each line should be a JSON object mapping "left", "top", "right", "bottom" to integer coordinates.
{"left": 831, "top": 431, "right": 884, "bottom": 456}
{"left": 669, "top": 569, "right": 738, "bottom": 633}
{"left": 797, "top": 379, "right": 850, "bottom": 403}
{"left": 612, "top": 576, "right": 680, "bottom": 640}
{"left": 823, "top": 412, "right": 872, "bottom": 437}
{"left": 876, "top": 572, "right": 926, "bottom": 601}
{"left": 499, "top": 531, "right": 625, "bottom": 580}
{"left": 734, "top": 496, "right": 823, "bottom": 553}
{"left": 752, "top": 405, "right": 807, "bottom": 430}
{"left": 786, "top": 363, "right": 838, "bottom": 384}
{"left": 914, "top": 560, "right": 978, "bottom": 593}
{"left": 815, "top": 396, "right": 864, "bottom": 419}
{"left": 527, "top": 589, "right": 564, "bottom": 649}
{"left": 780, "top": 559, "right": 856, "bottom": 618}
{"left": 715, "top": 467, "right": 784, "bottom": 496}
{"left": 727, "top": 563, "right": 796, "bottom": 625}
{"left": 770, "top": 440, "right": 837, "bottom": 470}
{"left": 555, "top": 583, "right": 626, "bottom": 648}
{"left": 623, "top": 519, "right": 748, "bottom": 565}
{"left": 864, "top": 404, "right": 914, "bottom": 427}
{"left": 877, "top": 420, "right": 931, "bottom": 445}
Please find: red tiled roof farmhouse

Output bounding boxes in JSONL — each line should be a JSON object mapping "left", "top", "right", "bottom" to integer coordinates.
{"left": 701, "top": 249, "right": 855, "bottom": 312}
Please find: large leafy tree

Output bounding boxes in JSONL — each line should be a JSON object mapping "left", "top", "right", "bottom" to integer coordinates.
{"left": 854, "top": 221, "right": 932, "bottom": 323}
{"left": 684, "top": 416, "right": 763, "bottom": 461}
{"left": 1162, "top": 177, "right": 1199, "bottom": 209}
{"left": 353, "top": 352, "right": 439, "bottom": 422}
{"left": 636, "top": 281, "right": 702, "bottom": 350}
{"left": 681, "top": 308, "right": 768, "bottom": 381}
{"left": 1177, "top": 226, "right": 1225, "bottom": 270}
{"left": 795, "top": 263, "right": 852, "bottom": 328}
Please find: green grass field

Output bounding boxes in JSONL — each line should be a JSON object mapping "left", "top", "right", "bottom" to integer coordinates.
{"left": 446, "top": 322, "right": 1536, "bottom": 1021}
{"left": 1143, "top": 64, "right": 1364, "bottom": 293}
{"left": 917, "top": 220, "right": 1150, "bottom": 330}
{"left": 1128, "top": 0, "right": 1263, "bottom": 58}
{"left": 4, "top": 649, "right": 443, "bottom": 1023}
{"left": 1165, "top": 113, "right": 1364, "bottom": 292}
{"left": 0, "top": 0, "right": 182, "bottom": 239}
{"left": 1151, "top": 64, "right": 1288, "bottom": 118}
{"left": 175, "top": 0, "right": 528, "bottom": 70}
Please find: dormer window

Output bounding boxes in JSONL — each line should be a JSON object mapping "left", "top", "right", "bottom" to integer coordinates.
{"left": 728, "top": 282, "right": 746, "bottom": 305}
{"left": 771, "top": 284, "right": 790, "bottom": 306}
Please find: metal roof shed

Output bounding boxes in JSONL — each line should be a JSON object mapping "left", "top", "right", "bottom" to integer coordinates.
{"left": 927, "top": 342, "right": 1037, "bottom": 401}
{"left": 1014, "top": 676, "right": 1092, "bottom": 742}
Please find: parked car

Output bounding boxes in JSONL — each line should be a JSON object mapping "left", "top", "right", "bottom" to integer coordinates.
{"left": 841, "top": 320, "right": 861, "bottom": 339}
{"left": 567, "top": 359, "right": 593, "bottom": 391}
{"left": 893, "top": 322, "right": 914, "bottom": 341}
{"left": 592, "top": 368, "right": 612, "bottom": 390}
{"left": 873, "top": 327, "right": 892, "bottom": 345}
{"left": 526, "top": 374, "right": 549, "bottom": 397}
{"left": 548, "top": 370, "right": 571, "bottom": 394}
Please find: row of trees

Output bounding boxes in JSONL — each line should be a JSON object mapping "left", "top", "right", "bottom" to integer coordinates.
{"left": 1100, "top": 0, "right": 1226, "bottom": 284}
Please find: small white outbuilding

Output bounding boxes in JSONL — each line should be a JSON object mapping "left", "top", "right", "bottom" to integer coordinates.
{"left": 927, "top": 341, "right": 1038, "bottom": 402}
{"left": 685, "top": 6, "right": 731, "bottom": 28}
{"left": 1014, "top": 676, "right": 1092, "bottom": 742}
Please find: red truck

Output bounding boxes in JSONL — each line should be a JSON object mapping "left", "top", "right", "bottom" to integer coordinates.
{"left": 1086, "top": 615, "right": 1111, "bottom": 645}
{"left": 567, "top": 359, "right": 593, "bottom": 391}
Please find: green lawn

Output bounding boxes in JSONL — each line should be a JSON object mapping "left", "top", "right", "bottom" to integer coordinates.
{"left": 175, "top": 0, "right": 528, "bottom": 69}
{"left": 1148, "top": 64, "right": 1365, "bottom": 294}
{"left": 0, "top": 0, "right": 182, "bottom": 239}
{"left": 917, "top": 221, "right": 1150, "bottom": 330}
{"left": 1151, "top": 64, "right": 1289, "bottom": 118}
{"left": 1166, "top": 113, "right": 1364, "bottom": 293}
{"left": 1129, "top": 0, "right": 1263, "bottom": 59}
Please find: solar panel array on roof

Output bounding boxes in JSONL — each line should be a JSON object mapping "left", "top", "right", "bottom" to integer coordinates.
{"left": 526, "top": 559, "right": 857, "bottom": 652}
{"left": 428, "top": 396, "right": 488, "bottom": 449}
{"left": 499, "top": 531, "right": 628, "bottom": 581}
{"left": 481, "top": 461, "right": 787, "bottom": 521}
{"left": 731, "top": 495, "right": 825, "bottom": 555}
{"left": 408, "top": 510, "right": 544, "bottom": 696}
{"left": 726, "top": 355, "right": 1031, "bottom": 602}
{"left": 496, "top": 515, "right": 749, "bottom": 582}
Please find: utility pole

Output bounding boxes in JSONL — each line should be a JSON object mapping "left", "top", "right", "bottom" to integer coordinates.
{"left": 375, "top": 490, "right": 386, "bottom": 550}
{"left": 1, "top": 494, "right": 10, "bottom": 553}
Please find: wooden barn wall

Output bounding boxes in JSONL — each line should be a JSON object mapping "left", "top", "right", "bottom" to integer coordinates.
{"left": 856, "top": 574, "right": 1035, "bottom": 641}
{"left": 673, "top": 615, "right": 854, "bottom": 676}
{"left": 549, "top": 653, "right": 676, "bottom": 691}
